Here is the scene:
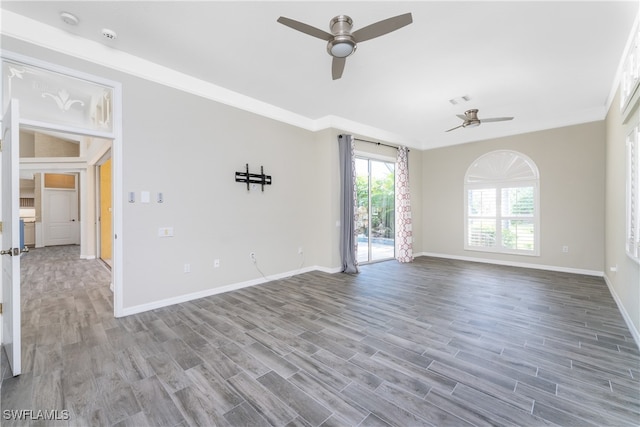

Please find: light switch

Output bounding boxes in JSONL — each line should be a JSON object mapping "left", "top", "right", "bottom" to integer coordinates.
{"left": 141, "top": 191, "right": 150, "bottom": 203}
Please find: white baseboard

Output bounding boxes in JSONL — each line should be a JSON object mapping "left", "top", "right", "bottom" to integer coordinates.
{"left": 120, "top": 253, "right": 607, "bottom": 317}
{"left": 314, "top": 265, "right": 343, "bottom": 274}
{"left": 119, "top": 265, "right": 339, "bottom": 317}
{"left": 80, "top": 255, "right": 96, "bottom": 260}
{"left": 417, "top": 252, "right": 604, "bottom": 277}
{"left": 603, "top": 274, "right": 640, "bottom": 350}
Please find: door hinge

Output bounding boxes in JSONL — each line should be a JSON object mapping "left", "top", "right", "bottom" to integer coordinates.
{"left": 0, "top": 303, "right": 3, "bottom": 314}
{"left": 0, "top": 221, "right": 3, "bottom": 233}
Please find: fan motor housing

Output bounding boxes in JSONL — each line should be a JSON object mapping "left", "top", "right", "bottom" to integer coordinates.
{"left": 330, "top": 15, "right": 353, "bottom": 34}
{"left": 327, "top": 15, "right": 357, "bottom": 58}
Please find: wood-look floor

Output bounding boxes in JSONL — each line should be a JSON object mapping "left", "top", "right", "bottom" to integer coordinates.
{"left": 1, "top": 245, "right": 639, "bottom": 426}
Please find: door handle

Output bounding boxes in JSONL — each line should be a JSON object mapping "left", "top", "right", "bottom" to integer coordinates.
{"left": 1, "top": 247, "right": 28, "bottom": 256}
{"left": 71, "top": 219, "right": 76, "bottom": 222}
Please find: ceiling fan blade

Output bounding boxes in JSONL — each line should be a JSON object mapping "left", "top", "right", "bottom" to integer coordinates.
{"left": 352, "top": 13, "right": 413, "bottom": 43}
{"left": 456, "top": 114, "right": 468, "bottom": 120}
{"left": 481, "top": 117, "right": 514, "bottom": 123}
{"left": 277, "top": 16, "right": 333, "bottom": 41}
{"left": 332, "top": 57, "right": 346, "bottom": 80}
{"left": 445, "top": 124, "right": 464, "bottom": 132}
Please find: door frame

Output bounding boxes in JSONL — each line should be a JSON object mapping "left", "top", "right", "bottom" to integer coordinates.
{"left": 1, "top": 51, "right": 124, "bottom": 317}
{"left": 355, "top": 153, "right": 397, "bottom": 264}
{"left": 96, "top": 150, "right": 112, "bottom": 265}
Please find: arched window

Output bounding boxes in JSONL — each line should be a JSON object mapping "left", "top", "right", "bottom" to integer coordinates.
{"left": 464, "top": 150, "right": 540, "bottom": 255}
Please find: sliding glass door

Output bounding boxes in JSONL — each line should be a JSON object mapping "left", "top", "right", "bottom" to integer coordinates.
{"left": 355, "top": 157, "right": 395, "bottom": 263}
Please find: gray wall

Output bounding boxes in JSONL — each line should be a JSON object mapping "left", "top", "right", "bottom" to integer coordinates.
{"left": 121, "top": 74, "right": 331, "bottom": 307}
{"left": 421, "top": 121, "right": 606, "bottom": 273}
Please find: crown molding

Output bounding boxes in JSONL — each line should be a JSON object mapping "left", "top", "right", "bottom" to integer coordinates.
{"left": 1, "top": 10, "right": 423, "bottom": 148}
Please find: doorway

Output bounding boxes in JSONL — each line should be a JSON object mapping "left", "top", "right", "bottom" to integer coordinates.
{"left": 42, "top": 173, "right": 80, "bottom": 246}
{"left": 355, "top": 157, "right": 395, "bottom": 263}
{"left": 2, "top": 51, "right": 123, "bottom": 377}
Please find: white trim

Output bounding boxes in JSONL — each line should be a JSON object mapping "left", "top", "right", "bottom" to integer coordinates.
{"left": 19, "top": 119, "right": 114, "bottom": 140}
{"left": 1, "top": 12, "right": 310, "bottom": 126}
{"left": 20, "top": 159, "right": 87, "bottom": 170}
{"left": 603, "top": 274, "right": 640, "bottom": 350}
{"left": 417, "top": 252, "right": 604, "bottom": 277}
{"left": 314, "top": 266, "right": 343, "bottom": 274}
{"left": 626, "top": 124, "right": 640, "bottom": 264}
{"left": 321, "top": 116, "right": 420, "bottom": 148}
{"left": 464, "top": 150, "right": 540, "bottom": 256}
{"left": 0, "top": 11, "right": 420, "bottom": 149}
{"left": 607, "top": 12, "right": 640, "bottom": 112}
{"left": 2, "top": 49, "right": 125, "bottom": 318}
{"left": 80, "top": 255, "right": 96, "bottom": 260}
{"left": 120, "top": 265, "right": 340, "bottom": 317}
{"left": 2, "top": 50, "right": 126, "bottom": 92}
{"left": 94, "top": 149, "right": 112, "bottom": 168}
{"left": 354, "top": 150, "right": 396, "bottom": 163}
{"left": 111, "top": 75, "right": 124, "bottom": 318}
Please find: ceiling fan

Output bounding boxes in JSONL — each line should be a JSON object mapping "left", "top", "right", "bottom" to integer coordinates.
{"left": 277, "top": 13, "right": 413, "bottom": 80}
{"left": 445, "top": 109, "right": 514, "bottom": 132}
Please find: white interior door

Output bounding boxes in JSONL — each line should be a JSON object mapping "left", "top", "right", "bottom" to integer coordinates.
{"left": 2, "top": 99, "right": 22, "bottom": 376}
{"left": 43, "top": 185, "right": 79, "bottom": 246}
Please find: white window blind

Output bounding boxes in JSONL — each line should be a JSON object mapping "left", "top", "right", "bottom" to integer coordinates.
{"left": 627, "top": 126, "right": 640, "bottom": 263}
{"left": 465, "top": 151, "right": 539, "bottom": 256}
{"left": 467, "top": 188, "right": 497, "bottom": 249}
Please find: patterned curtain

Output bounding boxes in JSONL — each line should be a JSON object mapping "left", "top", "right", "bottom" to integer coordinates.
{"left": 395, "top": 146, "right": 413, "bottom": 263}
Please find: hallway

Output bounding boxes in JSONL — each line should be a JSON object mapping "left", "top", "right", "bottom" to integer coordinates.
{"left": 1, "top": 245, "right": 113, "bottom": 424}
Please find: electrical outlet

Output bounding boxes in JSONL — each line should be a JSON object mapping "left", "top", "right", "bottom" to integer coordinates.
{"left": 158, "top": 227, "right": 174, "bottom": 237}
{"left": 562, "top": 246, "right": 569, "bottom": 253}
{"left": 249, "top": 252, "right": 256, "bottom": 262}
{"left": 184, "top": 263, "right": 191, "bottom": 273}
{"left": 298, "top": 247, "right": 303, "bottom": 255}
{"left": 214, "top": 259, "right": 220, "bottom": 268}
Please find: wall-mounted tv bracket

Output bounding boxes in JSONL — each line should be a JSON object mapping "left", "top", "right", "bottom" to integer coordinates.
{"left": 235, "top": 164, "right": 272, "bottom": 192}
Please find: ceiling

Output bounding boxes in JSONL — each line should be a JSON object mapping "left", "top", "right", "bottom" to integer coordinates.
{"left": 1, "top": 1, "right": 638, "bottom": 150}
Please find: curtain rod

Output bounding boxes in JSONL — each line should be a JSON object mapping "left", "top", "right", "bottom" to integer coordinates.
{"left": 354, "top": 137, "right": 408, "bottom": 151}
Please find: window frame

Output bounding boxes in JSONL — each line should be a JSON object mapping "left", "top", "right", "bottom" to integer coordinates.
{"left": 627, "top": 125, "right": 640, "bottom": 264}
{"left": 464, "top": 150, "right": 540, "bottom": 256}
{"left": 354, "top": 153, "right": 396, "bottom": 264}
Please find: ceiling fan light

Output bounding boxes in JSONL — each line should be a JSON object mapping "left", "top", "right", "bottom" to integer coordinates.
{"left": 330, "top": 41, "right": 355, "bottom": 57}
